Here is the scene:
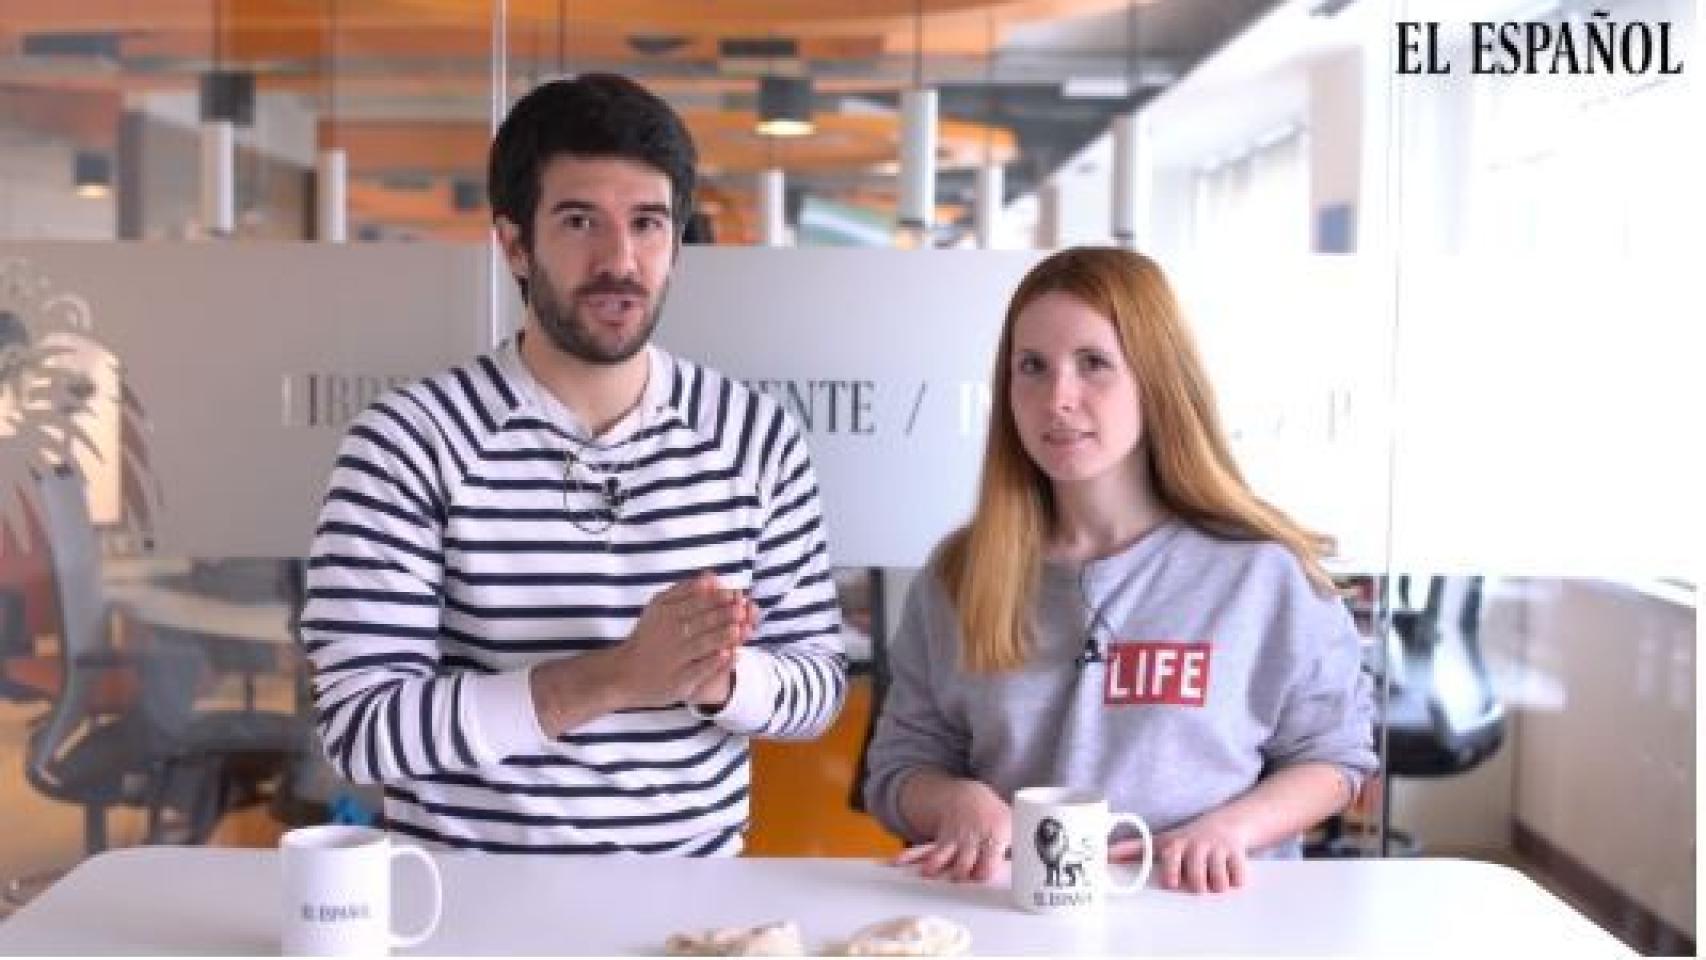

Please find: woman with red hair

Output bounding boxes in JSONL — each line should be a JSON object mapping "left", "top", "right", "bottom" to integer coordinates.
{"left": 863, "top": 247, "right": 1376, "bottom": 894}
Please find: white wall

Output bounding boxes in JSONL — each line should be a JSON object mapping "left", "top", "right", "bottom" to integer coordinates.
{"left": 0, "top": 90, "right": 320, "bottom": 243}
{"left": 0, "top": 130, "right": 116, "bottom": 240}
{"left": 1391, "top": 576, "right": 1697, "bottom": 944}
{"left": 130, "top": 90, "right": 318, "bottom": 168}
{"left": 1133, "top": 0, "right": 1365, "bottom": 260}
{"left": 1304, "top": 49, "right": 1361, "bottom": 244}
{"left": 1512, "top": 579, "right": 1696, "bottom": 938}
{"left": 1033, "top": 134, "right": 1116, "bottom": 247}
{"left": 125, "top": 92, "right": 317, "bottom": 241}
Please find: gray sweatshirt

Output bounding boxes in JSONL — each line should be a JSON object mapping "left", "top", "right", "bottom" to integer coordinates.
{"left": 863, "top": 518, "right": 1377, "bottom": 857}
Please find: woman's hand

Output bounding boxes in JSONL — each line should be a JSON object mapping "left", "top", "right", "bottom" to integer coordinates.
{"left": 1107, "top": 763, "right": 1351, "bottom": 894}
{"left": 893, "top": 779, "right": 1011, "bottom": 884}
{"left": 1110, "top": 811, "right": 1251, "bottom": 894}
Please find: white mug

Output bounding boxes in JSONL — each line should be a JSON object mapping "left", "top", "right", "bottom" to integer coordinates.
{"left": 280, "top": 825, "right": 443, "bottom": 956}
{"left": 1011, "top": 786, "right": 1153, "bottom": 918}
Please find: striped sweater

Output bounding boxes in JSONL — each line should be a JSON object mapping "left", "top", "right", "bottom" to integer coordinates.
{"left": 301, "top": 338, "right": 847, "bottom": 855}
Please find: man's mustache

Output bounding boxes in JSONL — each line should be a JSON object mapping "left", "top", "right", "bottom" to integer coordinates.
{"left": 575, "top": 278, "right": 649, "bottom": 298}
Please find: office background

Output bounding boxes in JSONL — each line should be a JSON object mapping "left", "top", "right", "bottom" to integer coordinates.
{"left": 0, "top": 0, "right": 1695, "bottom": 953}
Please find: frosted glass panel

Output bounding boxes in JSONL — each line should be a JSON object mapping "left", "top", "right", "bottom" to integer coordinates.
{"left": 1388, "top": 256, "right": 1692, "bottom": 578}
{"left": 0, "top": 245, "right": 490, "bottom": 556}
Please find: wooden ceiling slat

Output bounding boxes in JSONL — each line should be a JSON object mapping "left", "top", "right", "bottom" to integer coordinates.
{"left": 0, "top": 0, "right": 1140, "bottom": 56}
{"left": 326, "top": 120, "right": 490, "bottom": 176}
{"left": 324, "top": 112, "right": 1015, "bottom": 178}
{"left": 0, "top": 85, "right": 122, "bottom": 147}
{"left": 1, "top": 0, "right": 1121, "bottom": 240}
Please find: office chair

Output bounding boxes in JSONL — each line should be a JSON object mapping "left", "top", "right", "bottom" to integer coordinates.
{"left": 747, "top": 569, "right": 899, "bottom": 856}
{"left": 846, "top": 571, "right": 890, "bottom": 815}
{"left": 23, "top": 466, "right": 306, "bottom": 855}
{"left": 1383, "top": 576, "right": 1505, "bottom": 778}
{"left": 133, "top": 621, "right": 309, "bottom": 846}
{"left": 0, "top": 585, "right": 53, "bottom": 703}
{"left": 1309, "top": 574, "right": 1506, "bottom": 857}
{"left": 8, "top": 467, "right": 276, "bottom": 910}
{"left": 22, "top": 464, "right": 154, "bottom": 856}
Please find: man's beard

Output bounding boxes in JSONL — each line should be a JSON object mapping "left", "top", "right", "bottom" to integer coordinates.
{"left": 529, "top": 255, "right": 666, "bottom": 366}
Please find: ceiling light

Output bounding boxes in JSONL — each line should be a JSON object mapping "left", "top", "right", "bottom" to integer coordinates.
{"left": 73, "top": 151, "right": 111, "bottom": 199}
{"left": 452, "top": 178, "right": 484, "bottom": 213}
{"left": 21, "top": 33, "right": 122, "bottom": 59}
{"left": 756, "top": 75, "right": 814, "bottom": 137}
{"left": 898, "top": 88, "right": 937, "bottom": 233}
{"left": 897, "top": 0, "right": 936, "bottom": 244}
{"left": 723, "top": 38, "right": 798, "bottom": 60}
{"left": 628, "top": 34, "right": 690, "bottom": 56}
{"left": 317, "top": 0, "right": 346, "bottom": 243}
{"left": 201, "top": 120, "right": 235, "bottom": 234}
{"left": 1062, "top": 76, "right": 1132, "bottom": 99}
{"left": 720, "top": 37, "right": 800, "bottom": 75}
{"left": 200, "top": 70, "right": 256, "bottom": 126}
{"left": 200, "top": 2, "right": 238, "bottom": 235}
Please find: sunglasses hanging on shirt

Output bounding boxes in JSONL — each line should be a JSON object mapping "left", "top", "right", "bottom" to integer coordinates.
{"left": 562, "top": 441, "right": 632, "bottom": 537}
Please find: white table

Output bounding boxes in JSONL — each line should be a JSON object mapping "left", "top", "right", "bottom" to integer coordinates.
{"left": 99, "top": 558, "right": 298, "bottom": 711}
{"left": 0, "top": 848, "right": 1631, "bottom": 956}
{"left": 103, "top": 558, "right": 294, "bottom": 647}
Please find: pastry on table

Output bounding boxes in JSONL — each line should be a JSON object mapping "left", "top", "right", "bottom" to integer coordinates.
{"left": 663, "top": 920, "right": 806, "bottom": 956}
{"left": 836, "top": 916, "right": 973, "bottom": 957}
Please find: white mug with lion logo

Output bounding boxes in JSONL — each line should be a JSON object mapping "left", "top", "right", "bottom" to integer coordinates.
{"left": 1011, "top": 787, "right": 1153, "bottom": 918}
{"left": 280, "top": 825, "right": 443, "bottom": 955}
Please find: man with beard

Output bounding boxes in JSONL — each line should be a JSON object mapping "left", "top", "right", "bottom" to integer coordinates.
{"left": 300, "top": 74, "right": 847, "bottom": 854}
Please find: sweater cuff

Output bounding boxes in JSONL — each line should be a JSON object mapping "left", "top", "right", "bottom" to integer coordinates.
{"left": 884, "top": 767, "right": 932, "bottom": 844}
{"left": 697, "top": 646, "right": 779, "bottom": 734}
{"left": 463, "top": 668, "right": 551, "bottom": 762}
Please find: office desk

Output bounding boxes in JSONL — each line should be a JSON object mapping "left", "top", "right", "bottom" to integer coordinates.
{"left": 0, "top": 848, "right": 1630, "bottom": 956}
{"left": 102, "top": 558, "right": 298, "bottom": 712}
{"left": 103, "top": 559, "right": 293, "bottom": 647}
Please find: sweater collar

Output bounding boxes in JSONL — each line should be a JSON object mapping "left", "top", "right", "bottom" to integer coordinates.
{"left": 490, "top": 333, "right": 687, "bottom": 441}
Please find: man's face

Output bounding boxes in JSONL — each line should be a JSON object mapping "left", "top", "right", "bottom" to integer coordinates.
{"left": 500, "top": 155, "right": 677, "bottom": 365}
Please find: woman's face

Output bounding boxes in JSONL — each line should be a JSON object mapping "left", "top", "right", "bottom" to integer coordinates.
{"left": 1007, "top": 291, "right": 1144, "bottom": 489}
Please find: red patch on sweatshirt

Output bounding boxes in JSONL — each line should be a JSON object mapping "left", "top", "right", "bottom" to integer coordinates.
{"left": 1102, "top": 641, "right": 1212, "bottom": 707}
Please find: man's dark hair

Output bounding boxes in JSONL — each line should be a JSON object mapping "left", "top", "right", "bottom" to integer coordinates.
{"left": 487, "top": 73, "right": 698, "bottom": 252}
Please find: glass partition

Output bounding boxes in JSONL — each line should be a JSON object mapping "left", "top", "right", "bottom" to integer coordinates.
{"left": 1376, "top": 0, "right": 1695, "bottom": 950}
{"left": 1133, "top": 1, "right": 1693, "bottom": 953}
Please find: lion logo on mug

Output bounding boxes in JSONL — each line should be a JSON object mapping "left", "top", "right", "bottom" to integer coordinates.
{"left": 1034, "top": 817, "right": 1088, "bottom": 888}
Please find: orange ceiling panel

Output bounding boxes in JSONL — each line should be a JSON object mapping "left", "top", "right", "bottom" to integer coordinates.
{"left": 690, "top": 111, "right": 1017, "bottom": 175}
{"left": 0, "top": 85, "right": 122, "bottom": 147}
{"left": 323, "top": 109, "right": 1015, "bottom": 179}
{"left": 327, "top": 120, "right": 489, "bottom": 176}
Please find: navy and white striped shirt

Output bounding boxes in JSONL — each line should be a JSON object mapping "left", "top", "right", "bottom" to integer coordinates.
{"left": 301, "top": 339, "right": 847, "bottom": 854}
